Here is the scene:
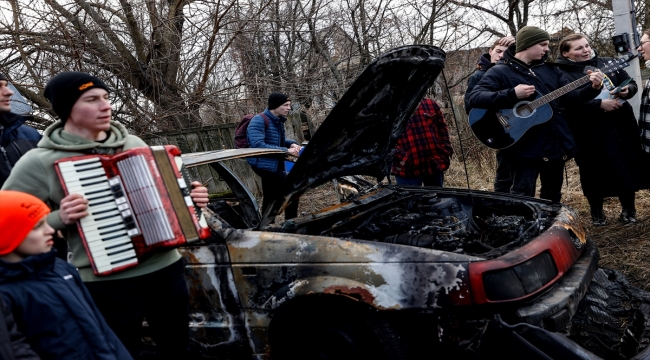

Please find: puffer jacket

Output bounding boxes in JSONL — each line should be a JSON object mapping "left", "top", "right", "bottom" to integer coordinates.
{"left": 0, "top": 251, "right": 131, "bottom": 360}
{"left": 246, "top": 108, "right": 298, "bottom": 172}
{"left": 464, "top": 53, "right": 494, "bottom": 114}
{"left": 0, "top": 296, "right": 39, "bottom": 360}
{"left": 0, "top": 112, "right": 41, "bottom": 187}
{"left": 555, "top": 52, "right": 647, "bottom": 196}
{"left": 468, "top": 45, "right": 601, "bottom": 162}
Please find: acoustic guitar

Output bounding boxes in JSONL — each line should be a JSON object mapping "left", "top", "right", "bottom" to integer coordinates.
{"left": 468, "top": 54, "right": 635, "bottom": 150}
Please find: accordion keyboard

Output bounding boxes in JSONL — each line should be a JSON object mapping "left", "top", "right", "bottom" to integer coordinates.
{"left": 58, "top": 157, "right": 140, "bottom": 273}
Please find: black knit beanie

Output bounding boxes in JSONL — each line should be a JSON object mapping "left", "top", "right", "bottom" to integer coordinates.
{"left": 43, "top": 72, "right": 110, "bottom": 122}
{"left": 516, "top": 26, "right": 550, "bottom": 53}
{"left": 0, "top": 73, "right": 7, "bottom": 82}
{"left": 268, "top": 92, "right": 290, "bottom": 110}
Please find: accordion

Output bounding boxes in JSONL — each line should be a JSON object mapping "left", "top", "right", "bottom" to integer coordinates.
{"left": 55, "top": 145, "right": 211, "bottom": 276}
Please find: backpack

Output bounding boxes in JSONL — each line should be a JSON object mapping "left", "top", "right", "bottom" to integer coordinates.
{"left": 234, "top": 112, "right": 270, "bottom": 148}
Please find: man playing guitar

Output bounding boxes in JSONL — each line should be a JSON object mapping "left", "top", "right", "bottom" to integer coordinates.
{"left": 467, "top": 26, "right": 604, "bottom": 203}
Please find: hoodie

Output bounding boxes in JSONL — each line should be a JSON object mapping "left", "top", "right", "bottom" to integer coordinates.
{"left": 0, "top": 251, "right": 131, "bottom": 359}
{"left": 1, "top": 121, "right": 181, "bottom": 282}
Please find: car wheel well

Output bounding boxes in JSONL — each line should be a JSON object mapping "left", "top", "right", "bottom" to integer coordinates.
{"left": 268, "top": 294, "right": 407, "bottom": 360}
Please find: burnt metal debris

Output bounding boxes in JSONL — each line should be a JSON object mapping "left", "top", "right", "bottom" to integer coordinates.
{"left": 320, "top": 190, "right": 541, "bottom": 258}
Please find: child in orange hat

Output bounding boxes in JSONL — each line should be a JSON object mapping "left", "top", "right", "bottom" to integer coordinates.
{"left": 0, "top": 190, "right": 132, "bottom": 360}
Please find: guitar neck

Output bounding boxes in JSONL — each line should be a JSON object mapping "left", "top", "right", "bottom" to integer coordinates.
{"left": 528, "top": 75, "right": 591, "bottom": 110}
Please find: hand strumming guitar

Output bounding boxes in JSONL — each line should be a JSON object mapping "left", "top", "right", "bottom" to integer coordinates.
{"left": 515, "top": 84, "right": 536, "bottom": 99}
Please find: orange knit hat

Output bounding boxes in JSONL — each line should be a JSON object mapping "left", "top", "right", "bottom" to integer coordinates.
{"left": 0, "top": 191, "right": 51, "bottom": 256}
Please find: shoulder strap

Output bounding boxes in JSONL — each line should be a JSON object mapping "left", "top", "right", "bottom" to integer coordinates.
{"left": 258, "top": 112, "right": 270, "bottom": 128}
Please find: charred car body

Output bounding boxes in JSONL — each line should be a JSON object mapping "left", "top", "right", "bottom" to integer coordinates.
{"left": 177, "top": 45, "right": 599, "bottom": 359}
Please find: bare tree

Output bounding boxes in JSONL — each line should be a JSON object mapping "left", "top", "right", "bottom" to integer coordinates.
{"left": 0, "top": 0, "right": 268, "bottom": 132}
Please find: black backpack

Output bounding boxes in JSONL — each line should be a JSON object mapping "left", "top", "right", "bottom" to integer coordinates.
{"left": 234, "top": 112, "right": 270, "bottom": 148}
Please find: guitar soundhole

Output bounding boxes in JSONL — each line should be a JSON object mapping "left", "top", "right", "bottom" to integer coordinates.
{"left": 515, "top": 104, "right": 533, "bottom": 117}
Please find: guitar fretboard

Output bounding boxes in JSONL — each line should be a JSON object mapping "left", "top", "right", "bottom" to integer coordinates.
{"left": 529, "top": 76, "right": 591, "bottom": 110}
{"left": 525, "top": 55, "right": 634, "bottom": 111}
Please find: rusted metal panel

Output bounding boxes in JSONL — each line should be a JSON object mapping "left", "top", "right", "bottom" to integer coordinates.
{"left": 180, "top": 244, "right": 250, "bottom": 354}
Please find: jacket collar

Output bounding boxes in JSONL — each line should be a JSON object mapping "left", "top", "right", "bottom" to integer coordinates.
{"left": 0, "top": 112, "right": 26, "bottom": 132}
{"left": 500, "top": 44, "right": 549, "bottom": 68}
{"left": 263, "top": 108, "right": 286, "bottom": 123}
{"left": 0, "top": 251, "right": 57, "bottom": 282}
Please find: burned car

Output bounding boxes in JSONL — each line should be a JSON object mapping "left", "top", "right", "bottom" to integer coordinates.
{"left": 177, "top": 45, "right": 599, "bottom": 359}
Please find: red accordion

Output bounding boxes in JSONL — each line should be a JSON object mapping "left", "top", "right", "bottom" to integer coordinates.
{"left": 55, "top": 145, "right": 211, "bottom": 276}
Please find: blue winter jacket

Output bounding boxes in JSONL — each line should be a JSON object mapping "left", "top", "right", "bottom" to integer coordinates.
{"left": 246, "top": 108, "right": 298, "bottom": 172}
{"left": 0, "top": 251, "right": 132, "bottom": 360}
{"left": 0, "top": 112, "right": 41, "bottom": 188}
{"left": 468, "top": 45, "right": 601, "bottom": 162}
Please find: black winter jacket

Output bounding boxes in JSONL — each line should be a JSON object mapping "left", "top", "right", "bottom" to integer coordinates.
{"left": 0, "top": 251, "right": 132, "bottom": 360}
{"left": 0, "top": 112, "right": 40, "bottom": 188}
{"left": 464, "top": 53, "right": 493, "bottom": 114}
{"left": 468, "top": 45, "right": 601, "bottom": 162}
{"left": 555, "top": 53, "right": 647, "bottom": 196}
{"left": 0, "top": 296, "right": 39, "bottom": 360}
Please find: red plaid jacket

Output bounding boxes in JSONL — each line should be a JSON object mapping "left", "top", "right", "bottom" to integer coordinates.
{"left": 392, "top": 98, "right": 453, "bottom": 177}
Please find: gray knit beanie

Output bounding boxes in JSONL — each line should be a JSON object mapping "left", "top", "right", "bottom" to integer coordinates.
{"left": 516, "top": 26, "right": 550, "bottom": 53}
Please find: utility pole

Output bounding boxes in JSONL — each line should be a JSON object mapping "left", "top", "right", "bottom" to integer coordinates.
{"left": 612, "top": 0, "right": 642, "bottom": 119}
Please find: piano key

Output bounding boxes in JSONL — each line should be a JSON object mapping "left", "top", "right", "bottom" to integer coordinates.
{"left": 89, "top": 243, "right": 134, "bottom": 258}
{"left": 85, "top": 190, "right": 113, "bottom": 202}
{"left": 59, "top": 157, "right": 100, "bottom": 167}
{"left": 66, "top": 180, "right": 110, "bottom": 194}
{"left": 93, "top": 249, "right": 137, "bottom": 268}
{"left": 80, "top": 223, "right": 126, "bottom": 238}
{"left": 64, "top": 175, "right": 109, "bottom": 188}
{"left": 86, "top": 238, "right": 132, "bottom": 252}
{"left": 93, "top": 210, "right": 121, "bottom": 222}
{"left": 59, "top": 162, "right": 103, "bottom": 174}
{"left": 85, "top": 202, "right": 119, "bottom": 215}
{"left": 60, "top": 166, "right": 106, "bottom": 178}
{"left": 95, "top": 255, "right": 138, "bottom": 273}
{"left": 87, "top": 198, "right": 116, "bottom": 207}
{"left": 81, "top": 216, "right": 126, "bottom": 231}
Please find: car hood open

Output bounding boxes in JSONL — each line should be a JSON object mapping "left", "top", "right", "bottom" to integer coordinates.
{"left": 261, "top": 45, "right": 446, "bottom": 227}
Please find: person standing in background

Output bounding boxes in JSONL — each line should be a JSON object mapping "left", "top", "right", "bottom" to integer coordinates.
{"left": 392, "top": 97, "right": 453, "bottom": 187}
{"left": 0, "top": 73, "right": 41, "bottom": 188}
{"left": 467, "top": 26, "right": 604, "bottom": 203}
{"left": 464, "top": 36, "right": 515, "bottom": 193}
{"left": 247, "top": 92, "right": 301, "bottom": 219}
{"left": 635, "top": 29, "right": 650, "bottom": 191}
{"left": 556, "top": 33, "right": 645, "bottom": 225}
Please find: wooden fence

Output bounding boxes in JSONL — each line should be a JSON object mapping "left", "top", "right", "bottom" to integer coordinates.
{"left": 139, "top": 122, "right": 260, "bottom": 198}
